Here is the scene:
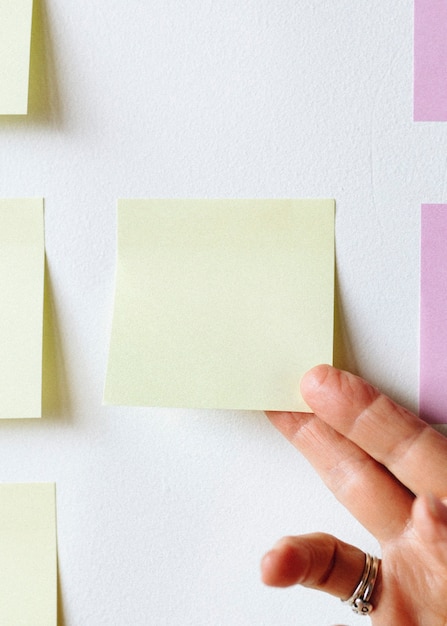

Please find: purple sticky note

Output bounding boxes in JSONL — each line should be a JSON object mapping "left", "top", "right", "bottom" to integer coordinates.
{"left": 420, "top": 205, "right": 447, "bottom": 423}
{"left": 414, "top": 0, "right": 447, "bottom": 121}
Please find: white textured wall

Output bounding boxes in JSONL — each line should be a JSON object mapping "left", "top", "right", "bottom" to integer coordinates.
{"left": 0, "top": 1, "right": 440, "bottom": 624}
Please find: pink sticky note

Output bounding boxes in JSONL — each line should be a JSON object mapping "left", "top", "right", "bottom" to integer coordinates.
{"left": 420, "top": 205, "right": 447, "bottom": 423}
{"left": 414, "top": 0, "right": 447, "bottom": 121}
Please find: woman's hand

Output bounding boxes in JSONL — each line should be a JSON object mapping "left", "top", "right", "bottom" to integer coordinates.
{"left": 262, "top": 365, "right": 447, "bottom": 625}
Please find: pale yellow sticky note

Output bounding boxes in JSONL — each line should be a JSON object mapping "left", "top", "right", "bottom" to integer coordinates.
{"left": 105, "top": 199, "right": 334, "bottom": 411}
{"left": 0, "top": 0, "right": 34, "bottom": 114}
{"left": 0, "top": 199, "right": 44, "bottom": 418}
{"left": 0, "top": 483, "right": 57, "bottom": 625}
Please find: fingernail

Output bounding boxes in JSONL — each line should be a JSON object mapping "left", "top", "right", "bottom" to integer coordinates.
{"left": 261, "top": 550, "right": 275, "bottom": 567}
{"left": 272, "top": 537, "right": 288, "bottom": 550}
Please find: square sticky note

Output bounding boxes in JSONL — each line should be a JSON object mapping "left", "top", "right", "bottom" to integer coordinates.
{"left": 0, "top": 198, "right": 44, "bottom": 418}
{"left": 0, "top": 483, "right": 57, "bottom": 625}
{"left": 105, "top": 199, "right": 335, "bottom": 411}
{"left": 0, "top": 0, "right": 34, "bottom": 114}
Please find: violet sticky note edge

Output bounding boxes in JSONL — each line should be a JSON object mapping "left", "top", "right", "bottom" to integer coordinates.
{"left": 414, "top": 0, "right": 447, "bottom": 122}
{"left": 420, "top": 204, "right": 447, "bottom": 423}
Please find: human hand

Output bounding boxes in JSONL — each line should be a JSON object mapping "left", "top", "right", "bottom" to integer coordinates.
{"left": 262, "top": 365, "right": 447, "bottom": 625}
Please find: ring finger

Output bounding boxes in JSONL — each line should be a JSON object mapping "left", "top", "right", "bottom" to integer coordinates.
{"left": 266, "top": 410, "right": 413, "bottom": 541}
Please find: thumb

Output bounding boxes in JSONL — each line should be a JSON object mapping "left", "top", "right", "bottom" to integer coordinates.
{"left": 260, "top": 532, "right": 366, "bottom": 599}
{"left": 412, "top": 493, "right": 447, "bottom": 567}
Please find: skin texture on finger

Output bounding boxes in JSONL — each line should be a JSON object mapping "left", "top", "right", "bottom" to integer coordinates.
{"left": 261, "top": 532, "right": 367, "bottom": 600}
{"left": 266, "top": 410, "right": 413, "bottom": 541}
{"left": 369, "top": 498, "right": 447, "bottom": 626}
{"left": 301, "top": 365, "right": 447, "bottom": 499}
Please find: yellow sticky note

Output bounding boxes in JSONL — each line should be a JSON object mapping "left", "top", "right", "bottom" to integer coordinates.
{"left": 0, "top": 199, "right": 44, "bottom": 418}
{"left": 0, "top": 0, "right": 34, "bottom": 114}
{"left": 105, "top": 199, "right": 335, "bottom": 411}
{"left": 0, "top": 483, "right": 57, "bottom": 625}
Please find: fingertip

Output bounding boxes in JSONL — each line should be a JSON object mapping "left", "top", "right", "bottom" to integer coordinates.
{"left": 299, "top": 365, "right": 380, "bottom": 422}
{"left": 300, "top": 363, "right": 332, "bottom": 388}
{"left": 260, "top": 540, "right": 303, "bottom": 588}
{"left": 260, "top": 549, "right": 279, "bottom": 586}
{"left": 300, "top": 364, "right": 333, "bottom": 399}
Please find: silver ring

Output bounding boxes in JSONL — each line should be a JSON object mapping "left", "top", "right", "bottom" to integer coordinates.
{"left": 343, "top": 553, "right": 380, "bottom": 615}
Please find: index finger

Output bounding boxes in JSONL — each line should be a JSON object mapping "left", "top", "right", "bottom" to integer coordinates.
{"left": 301, "top": 365, "right": 447, "bottom": 499}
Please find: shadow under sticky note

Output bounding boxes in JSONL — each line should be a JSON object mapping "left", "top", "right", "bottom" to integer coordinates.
{"left": 104, "top": 199, "right": 335, "bottom": 411}
{"left": 0, "top": 0, "right": 34, "bottom": 114}
{"left": 0, "top": 198, "right": 44, "bottom": 418}
{"left": 0, "top": 483, "right": 57, "bottom": 625}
